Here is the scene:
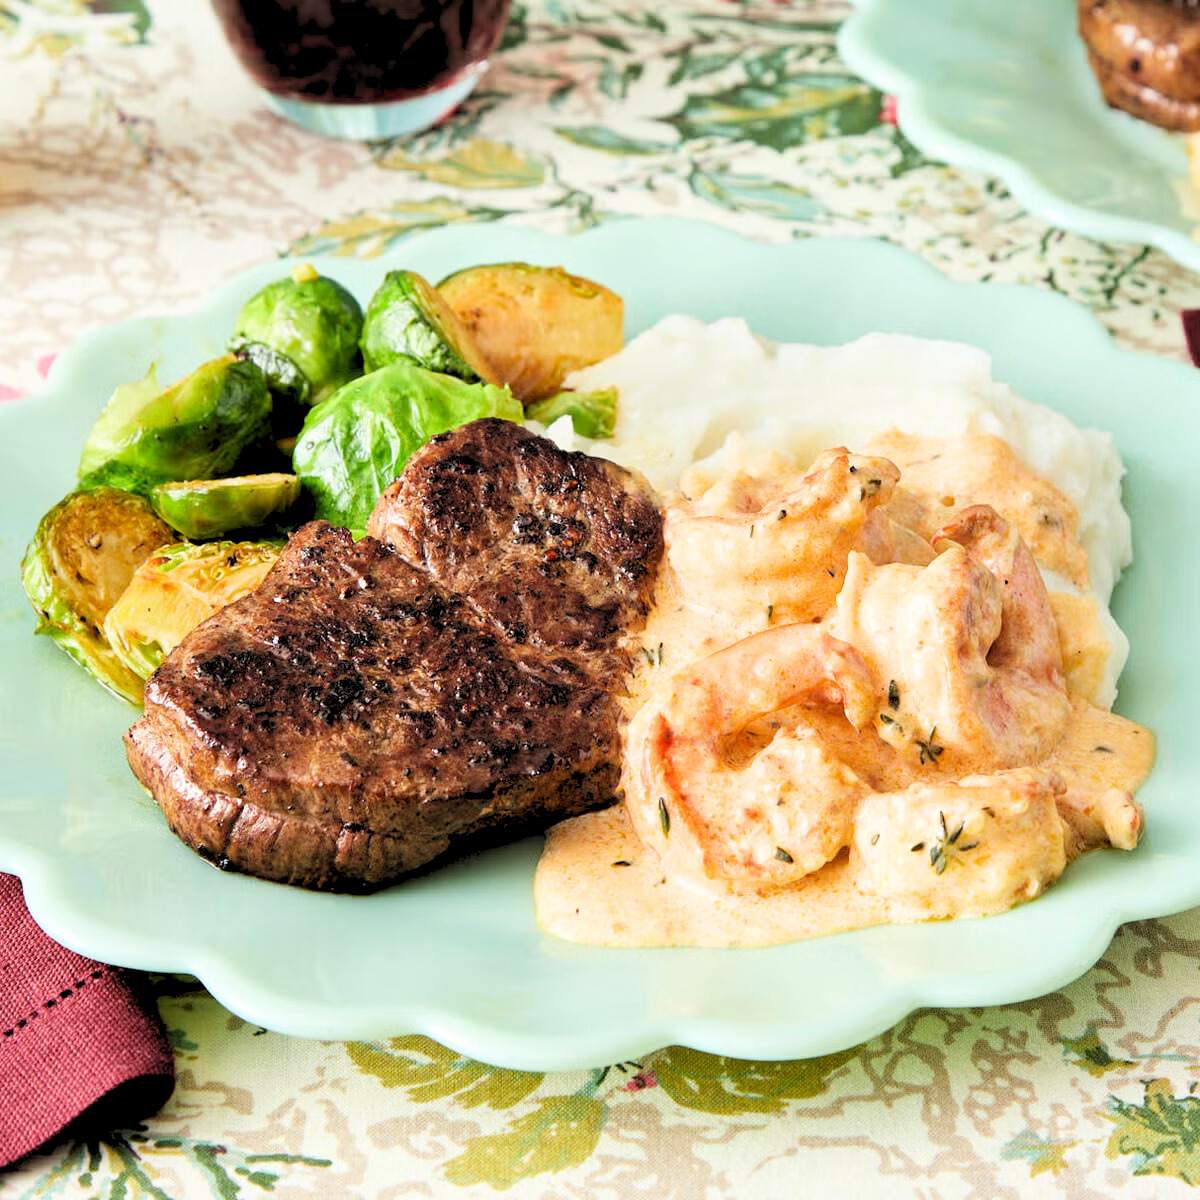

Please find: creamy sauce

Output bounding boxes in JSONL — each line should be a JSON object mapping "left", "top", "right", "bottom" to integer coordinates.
{"left": 536, "top": 430, "right": 1155, "bottom": 949}
{"left": 537, "top": 806, "right": 881, "bottom": 948}
{"left": 536, "top": 701, "right": 1154, "bottom": 949}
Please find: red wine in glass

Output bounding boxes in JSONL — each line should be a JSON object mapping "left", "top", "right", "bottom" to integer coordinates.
{"left": 211, "top": 0, "right": 511, "bottom": 139}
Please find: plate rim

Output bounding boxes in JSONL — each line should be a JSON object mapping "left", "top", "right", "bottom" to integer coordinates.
{"left": 838, "top": 0, "right": 1200, "bottom": 274}
{"left": 2, "top": 217, "right": 1197, "bottom": 1070}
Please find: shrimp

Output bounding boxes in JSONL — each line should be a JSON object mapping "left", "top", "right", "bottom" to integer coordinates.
{"left": 852, "top": 769, "right": 1069, "bottom": 920}
{"left": 829, "top": 506, "right": 1071, "bottom": 771}
{"left": 664, "top": 448, "right": 931, "bottom": 630}
{"left": 623, "top": 624, "right": 878, "bottom": 890}
{"left": 1056, "top": 783, "right": 1143, "bottom": 856}
{"left": 865, "top": 430, "right": 1090, "bottom": 589}
{"left": 934, "top": 504, "right": 1065, "bottom": 692}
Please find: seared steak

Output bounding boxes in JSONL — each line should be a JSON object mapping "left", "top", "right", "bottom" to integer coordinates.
{"left": 1080, "top": 0, "right": 1200, "bottom": 130}
{"left": 125, "top": 423, "right": 663, "bottom": 891}
{"left": 368, "top": 419, "right": 661, "bottom": 675}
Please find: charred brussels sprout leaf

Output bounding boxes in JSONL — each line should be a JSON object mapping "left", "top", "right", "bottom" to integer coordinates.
{"left": 104, "top": 539, "right": 281, "bottom": 681}
{"left": 360, "top": 269, "right": 498, "bottom": 381}
{"left": 232, "top": 340, "right": 311, "bottom": 407}
{"left": 293, "top": 360, "right": 522, "bottom": 536}
{"left": 151, "top": 473, "right": 301, "bottom": 539}
{"left": 78, "top": 356, "right": 271, "bottom": 491}
{"left": 21, "top": 488, "right": 174, "bottom": 703}
{"left": 231, "top": 265, "right": 364, "bottom": 405}
{"left": 438, "top": 262, "right": 623, "bottom": 402}
{"left": 526, "top": 387, "right": 618, "bottom": 439}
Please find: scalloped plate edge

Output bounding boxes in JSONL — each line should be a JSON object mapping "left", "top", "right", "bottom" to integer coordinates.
{"left": 1, "top": 219, "right": 1198, "bottom": 1068}
{"left": 838, "top": 0, "right": 1200, "bottom": 273}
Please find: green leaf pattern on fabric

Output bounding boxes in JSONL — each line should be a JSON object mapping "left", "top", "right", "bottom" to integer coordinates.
{"left": 444, "top": 1094, "right": 606, "bottom": 1189}
{"left": 1001, "top": 1129, "right": 1077, "bottom": 1177}
{"left": 281, "top": 0, "right": 912, "bottom": 259}
{"left": 347, "top": 1036, "right": 544, "bottom": 1109}
{"left": 1061, "top": 1027, "right": 1136, "bottom": 1077}
{"left": 1106, "top": 1080, "right": 1200, "bottom": 1185}
{"left": 652, "top": 1045, "right": 856, "bottom": 1114}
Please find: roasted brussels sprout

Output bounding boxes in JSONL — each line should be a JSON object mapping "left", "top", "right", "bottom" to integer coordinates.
{"left": 293, "top": 360, "right": 522, "bottom": 536}
{"left": 20, "top": 488, "right": 173, "bottom": 703}
{"left": 234, "top": 340, "right": 310, "bottom": 407}
{"left": 104, "top": 539, "right": 281, "bottom": 681}
{"left": 526, "top": 386, "right": 618, "bottom": 439}
{"left": 230, "top": 264, "right": 364, "bottom": 406}
{"left": 437, "top": 262, "right": 623, "bottom": 402}
{"left": 78, "top": 356, "right": 271, "bottom": 491}
{"left": 151, "top": 473, "right": 301, "bottom": 539}
{"left": 360, "top": 269, "right": 498, "bottom": 382}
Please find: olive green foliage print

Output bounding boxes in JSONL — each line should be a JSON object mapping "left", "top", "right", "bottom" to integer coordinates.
{"left": 652, "top": 1045, "right": 855, "bottom": 1113}
{"left": 1106, "top": 1080, "right": 1200, "bottom": 1185}
{"left": 1061, "top": 1026, "right": 1136, "bottom": 1077}
{"left": 1001, "top": 1129, "right": 1076, "bottom": 1178}
{"left": 346, "top": 1039, "right": 854, "bottom": 1190}
{"left": 346, "top": 1035, "right": 544, "bottom": 1109}
{"left": 291, "top": 1, "right": 923, "bottom": 260}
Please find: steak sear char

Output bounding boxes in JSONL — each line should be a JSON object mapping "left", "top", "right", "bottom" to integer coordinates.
{"left": 368, "top": 419, "right": 662, "bottom": 674}
{"left": 125, "top": 422, "right": 663, "bottom": 891}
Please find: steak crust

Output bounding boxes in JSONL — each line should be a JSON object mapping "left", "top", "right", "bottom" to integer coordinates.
{"left": 126, "top": 423, "right": 663, "bottom": 891}
{"left": 368, "top": 419, "right": 662, "bottom": 674}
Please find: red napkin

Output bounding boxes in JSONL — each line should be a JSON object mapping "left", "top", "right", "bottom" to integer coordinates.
{"left": 0, "top": 873, "right": 174, "bottom": 1168}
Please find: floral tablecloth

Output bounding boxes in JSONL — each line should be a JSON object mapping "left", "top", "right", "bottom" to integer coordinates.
{"left": 5, "top": 2, "right": 1200, "bottom": 1196}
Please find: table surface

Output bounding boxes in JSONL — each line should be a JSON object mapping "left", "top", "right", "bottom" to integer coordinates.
{"left": 5, "top": 2, "right": 1200, "bottom": 1196}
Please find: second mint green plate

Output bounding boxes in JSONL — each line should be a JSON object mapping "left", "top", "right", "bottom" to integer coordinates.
{"left": 840, "top": 0, "right": 1200, "bottom": 272}
{"left": 0, "top": 219, "right": 1196, "bottom": 1069}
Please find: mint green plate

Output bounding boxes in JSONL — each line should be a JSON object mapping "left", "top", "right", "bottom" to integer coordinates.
{"left": 0, "top": 220, "right": 1194, "bottom": 1069}
{"left": 840, "top": 0, "right": 1200, "bottom": 272}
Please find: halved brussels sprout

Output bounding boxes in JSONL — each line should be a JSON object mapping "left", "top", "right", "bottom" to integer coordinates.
{"left": 150, "top": 473, "right": 301, "bottom": 539}
{"left": 360, "top": 269, "right": 499, "bottom": 382}
{"left": 21, "top": 488, "right": 174, "bottom": 703}
{"left": 230, "top": 264, "right": 364, "bottom": 406}
{"left": 104, "top": 540, "right": 281, "bottom": 681}
{"left": 78, "top": 356, "right": 271, "bottom": 491}
{"left": 526, "top": 387, "right": 618, "bottom": 439}
{"left": 234, "top": 340, "right": 311, "bottom": 407}
{"left": 437, "top": 262, "right": 623, "bottom": 402}
{"left": 293, "top": 359, "right": 522, "bottom": 537}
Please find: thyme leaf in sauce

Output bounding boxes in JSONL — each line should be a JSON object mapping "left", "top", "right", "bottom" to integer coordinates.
{"left": 612, "top": 860, "right": 632, "bottom": 867}
{"left": 639, "top": 643, "right": 664, "bottom": 668}
{"left": 658, "top": 796, "right": 670, "bottom": 837}
{"left": 929, "top": 810, "right": 978, "bottom": 874}
{"left": 778, "top": 509, "right": 787, "bottom": 520}
{"left": 766, "top": 604, "right": 774, "bottom": 622}
{"left": 1094, "top": 744, "right": 1114, "bottom": 754}
{"left": 879, "top": 712, "right": 895, "bottom": 726}
{"left": 774, "top": 846, "right": 794, "bottom": 863}
{"left": 887, "top": 679, "right": 900, "bottom": 710}
{"left": 915, "top": 726, "right": 944, "bottom": 765}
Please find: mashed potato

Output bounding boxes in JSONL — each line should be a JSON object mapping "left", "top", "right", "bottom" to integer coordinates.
{"left": 544, "top": 316, "right": 1132, "bottom": 706}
